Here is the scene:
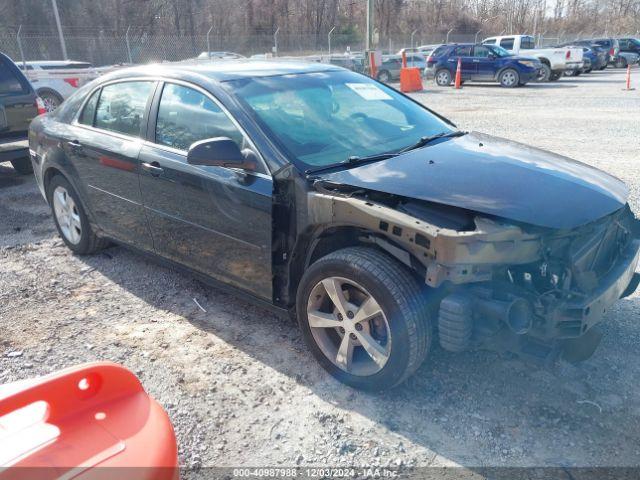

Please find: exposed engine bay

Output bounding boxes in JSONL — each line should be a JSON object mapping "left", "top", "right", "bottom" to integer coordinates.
{"left": 309, "top": 181, "right": 640, "bottom": 363}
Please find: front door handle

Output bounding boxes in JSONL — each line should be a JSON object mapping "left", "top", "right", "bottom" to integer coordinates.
{"left": 141, "top": 161, "right": 164, "bottom": 176}
{"left": 473, "top": 59, "right": 480, "bottom": 62}
{"left": 67, "top": 140, "right": 83, "bottom": 149}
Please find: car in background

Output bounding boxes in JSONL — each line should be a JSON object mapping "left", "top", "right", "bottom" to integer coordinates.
{"left": 0, "top": 52, "right": 44, "bottom": 174}
{"left": 563, "top": 41, "right": 609, "bottom": 70}
{"left": 425, "top": 43, "right": 541, "bottom": 87}
{"left": 376, "top": 54, "right": 426, "bottom": 82}
{"left": 614, "top": 51, "right": 640, "bottom": 68}
{"left": 196, "top": 51, "right": 246, "bottom": 60}
{"left": 17, "top": 60, "right": 100, "bottom": 112}
{"left": 590, "top": 38, "right": 620, "bottom": 65}
{"left": 482, "top": 34, "right": 583, "bottom": 81}
{"left": 558, "top": 45, "right": 599, "bottom": 75}
{"left": 416, "top": 44, "right": 444, "bottom": 58}
{"left": 619, "top": 38, "right": 640, "bottom": 55}
{"left": 314, "top": 54, "right": 365, "bottom": 73}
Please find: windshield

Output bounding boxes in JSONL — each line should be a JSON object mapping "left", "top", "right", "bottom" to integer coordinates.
{"left": 489, "top": 45, "right": 512, "bottom": 57}
{"left": 631, "top": 39, "right": 640, "bottom": 47}
{"left": 225, "top": 70, "right": 452, "bottom": 169}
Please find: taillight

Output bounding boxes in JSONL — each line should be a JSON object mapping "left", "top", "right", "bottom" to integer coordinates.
{"left": 609, "top": 48, "right": 615, "bottom": 56}
{"left": 426, "top": 55, "right": 435, "bottom": 64}
{"left": 35, "top": 97, "right": 47, "bottom": 115}
{"left": 63, "top": 77, "right": 80, "bottom": 88}
{"left": 566, "top": 50, "right": 571, "bottom": 59}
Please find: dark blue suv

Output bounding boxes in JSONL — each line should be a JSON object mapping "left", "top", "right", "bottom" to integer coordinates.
{"left": 425, "top": 43, "right": 542, "bottom": 88}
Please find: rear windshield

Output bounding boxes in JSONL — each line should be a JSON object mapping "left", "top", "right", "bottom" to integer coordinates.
{"left": 520, "top": 36, "right": 536, "bottom": 49}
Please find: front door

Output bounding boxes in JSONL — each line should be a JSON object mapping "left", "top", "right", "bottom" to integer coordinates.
{"left": 138, "top": 82, "right": 273, "bottom": 300}
{"left": 68, "top": 81, "right": 156, "bottom": 251}
{"left": 472, "top": 45, "right": 497, "bottom": 80}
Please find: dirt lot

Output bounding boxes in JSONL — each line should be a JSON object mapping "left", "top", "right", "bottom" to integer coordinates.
{"left": 1, "top": 68, "right": 639, "bottom": 475}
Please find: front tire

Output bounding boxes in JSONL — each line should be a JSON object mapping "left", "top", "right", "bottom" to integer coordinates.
{"left": 10, "top": 157, "right": 33, "bottom": 175}
{"left": 47, "top": 175, "right": 108, "bottom": 255}
{"left": 499, "top": 68, "right": 519, "bottom": 88}
{"left": 296, "top": 247, "right": 432, "bottom": 391}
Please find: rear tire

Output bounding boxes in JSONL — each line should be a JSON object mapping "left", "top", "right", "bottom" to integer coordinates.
{"left": 10, "top": 157, "right": 33, "bottom": 175}
{"left": 296, "top": 247, "right": 432, "bottom": 391}
{"left": 435, "top": 69, "right": 452, "bottom": 86}
{"left": 37, "top": 89, "right": 64, "bottom": 112}
{"left": 47, "top": 175, "right": 109, "bottom": 255}
{"left": 537, "top": 63, "right": 551, "bottom": 82}
{"left": 549, "top": 71, "right": 562, "bottom": 81}
{"left": 377, "top": 70, "right": 391, "bottom": 83}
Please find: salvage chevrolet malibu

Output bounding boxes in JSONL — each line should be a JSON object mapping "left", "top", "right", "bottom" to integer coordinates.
{"left": 29, "top": 61, "right": 640, "bottom": 390}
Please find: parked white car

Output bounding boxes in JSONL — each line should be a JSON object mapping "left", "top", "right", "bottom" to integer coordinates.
{"left": 17, "top": 61, "right": 102, "bottom": 112}
{"left": 482, "top": 35, "right": 583, "bottom": 81}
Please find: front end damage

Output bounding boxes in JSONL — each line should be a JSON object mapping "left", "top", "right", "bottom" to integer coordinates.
{"left": 309, "top": 182, "right": 640, "bottom": 363}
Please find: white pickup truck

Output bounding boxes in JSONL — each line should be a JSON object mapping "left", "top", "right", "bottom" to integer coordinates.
{"left": 17, "top": 61, "right": 117, "bottom": 112}
{"left": 482, "top": 35, "right": 583, "bottom": 81}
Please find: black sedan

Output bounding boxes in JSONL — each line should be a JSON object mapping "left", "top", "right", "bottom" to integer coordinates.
{"left": 29, "top": 60, "right": 640, "bottom": 390}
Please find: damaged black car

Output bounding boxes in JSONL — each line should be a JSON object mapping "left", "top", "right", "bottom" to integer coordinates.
{"left": 28, "top": 61, "right": 640, "bottom": 390}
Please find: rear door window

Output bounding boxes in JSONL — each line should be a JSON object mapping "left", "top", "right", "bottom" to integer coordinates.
{"left": 499, "top": 38, "right": 515, "bottom": 49}
{"left": 0, "top": 57, "right": 27, "bottom": 95}
{"left": 520, "top": 36, "right": 535, "bottom": 49}
{"left": 453, "top": 46, "right": 472, "bottom": 56}
{"left": 94, "top": 81, "right": 154, "bottom": 137}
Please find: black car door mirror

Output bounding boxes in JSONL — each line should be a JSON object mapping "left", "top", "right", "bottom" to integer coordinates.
{"left": 487, "top": 53, "right": 496, "bottom": 59}
{"left": 187, "top": 137, "right": 256, "bottom": 171}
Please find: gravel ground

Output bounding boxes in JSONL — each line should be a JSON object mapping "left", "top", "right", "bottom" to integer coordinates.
{"left": 1, "top": 68, "right": 639, "bottom": 476}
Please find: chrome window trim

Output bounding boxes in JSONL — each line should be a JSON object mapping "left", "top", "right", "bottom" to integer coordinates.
{"left": 71, "top": 76, "right": 272, "bottom": 178}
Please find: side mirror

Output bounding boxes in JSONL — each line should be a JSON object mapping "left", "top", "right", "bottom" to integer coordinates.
{"left": 488, "top": 53, "right": 496, "bottom": 59}
{"left": 187, "top": 137, "right": 256, "bottom": 171}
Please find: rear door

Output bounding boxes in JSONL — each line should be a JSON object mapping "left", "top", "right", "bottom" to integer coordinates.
{"left": 451, "top": 45, "right": 474, "bottom": 78}
{"left": 138, "top": 81, "right": 273, "bottom": 299}
{"left": 67, "top": 80, "right": 156, "bottom": 250}
{"left": 0, "top": 54, "right": 37, "bottom": 144}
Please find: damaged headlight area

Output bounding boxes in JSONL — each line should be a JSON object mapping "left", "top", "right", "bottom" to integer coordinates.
{"left": 311, "top": 183, "right": 640, "bottom": 363}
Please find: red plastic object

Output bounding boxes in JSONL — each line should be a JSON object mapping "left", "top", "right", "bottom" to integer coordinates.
{"left": 0, "top": 362, "right": 178, "bottom": 480}
{"left": 400, "top": 67, "right": 423, "bottom": 92}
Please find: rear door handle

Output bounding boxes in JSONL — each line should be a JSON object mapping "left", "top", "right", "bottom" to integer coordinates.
{"left": 67, "top": 140, "right": 82, "bottom": 149}
{"left": 473, "top": 59, "right": 480, "bottom": 62}
{"left": 141, "top": 161, "right": 164, "bottom": 176}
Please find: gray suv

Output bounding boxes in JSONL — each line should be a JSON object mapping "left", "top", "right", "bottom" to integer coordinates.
{"left": 0, "top": 52, "right": 40, "bottom": 174}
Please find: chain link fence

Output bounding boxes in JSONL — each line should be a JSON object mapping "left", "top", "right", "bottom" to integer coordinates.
{"left": 0, "top": 30, "right": 634, "bottom": 66}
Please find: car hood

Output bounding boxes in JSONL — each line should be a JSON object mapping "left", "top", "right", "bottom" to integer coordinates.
{"left": 318, "top": 132, "right": 628, "bottom": 230}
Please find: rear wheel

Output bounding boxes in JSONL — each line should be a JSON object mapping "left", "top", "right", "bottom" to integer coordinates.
{"left": 38, "top": 89, "right": 64, "bottom": 112}
{"left": 435, "top": 69, "right": 452, "bottom": 86}
{"left": 614, "top": 57, "right": 627, "bottom": 68}
{"left": 297, "top": 247, "right": 432, "bottom": 390}
{"left": 10, "top": 157, "right": 33, "bottom": 175}
{"left": 499, "top": 68, "right": 519, "bottom": 88}
{"left": 549, "top": 71, "right": 562, "bottom": 81}
{"left": 47, "top": 175, "right": 109, "bottom": 255}
{"left": 376, "top": 70, "right": 391, "bottom": 83}
{"left": 537, "top": 63, "right": 551, "bottom": 82}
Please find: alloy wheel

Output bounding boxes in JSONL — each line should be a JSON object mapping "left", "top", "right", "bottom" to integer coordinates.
{"left": 436, "top": 70, "right": 451, "bottom": 86}
{"left": 501, "top": 71, "right": 517, "bottom": 87}
{"left": 52, "top": 186, "right": 82, "bottom": 244}
{"left": 307, "top": 276, "right": 391, "bottom": 376}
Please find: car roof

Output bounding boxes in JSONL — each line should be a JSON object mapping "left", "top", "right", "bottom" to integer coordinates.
{"left": 99, "top": 59, "right": 344, "bottom": 83}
